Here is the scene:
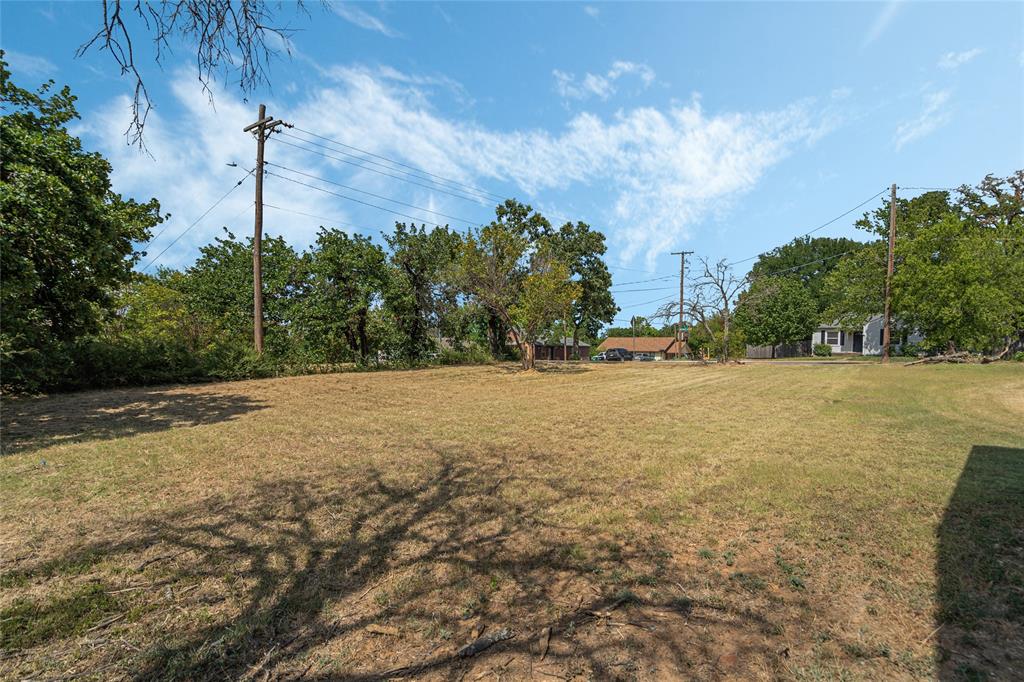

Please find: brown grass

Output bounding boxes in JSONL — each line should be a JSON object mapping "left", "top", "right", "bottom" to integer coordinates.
{"left": 1, "top": 362, "right": 1022, "bottom": 680}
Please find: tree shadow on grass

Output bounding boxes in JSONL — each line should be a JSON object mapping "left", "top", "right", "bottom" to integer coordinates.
{"left": 937, "top": 445, "right": 1024, "bottom": 680}
{"left": 5, "top": 447, "right": 789, "bottom": 680}
{"left": 1, "top": 386, "right": 268, "bottom": 455}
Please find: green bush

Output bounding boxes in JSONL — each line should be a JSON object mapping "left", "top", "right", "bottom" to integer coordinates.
{"left": 900, "top": 342, "right": 924, "bottom": 357}
{"left": 1013, "top": 351, "right": 1024, "bottom": 362}
{"left": 813, "top": 343, "right": 833, "bottom": 357}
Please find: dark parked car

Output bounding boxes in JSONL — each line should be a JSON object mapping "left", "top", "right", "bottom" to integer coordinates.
{"left": 604, "top": 348, "right": 634, "bottom": 362}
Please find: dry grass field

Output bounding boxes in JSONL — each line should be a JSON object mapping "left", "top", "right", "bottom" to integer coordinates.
{"left": 1, "top": 362, "right": 1022, "bottom": 681}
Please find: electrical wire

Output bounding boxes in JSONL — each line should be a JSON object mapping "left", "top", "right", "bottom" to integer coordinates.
{"left": 610, "top": 275, "right": 676, "bottom": 287}
{"left": 265, "top": 162, "right": 483, "bottom": 226}
{"left": 139, "top": 168, "right": 254, "bottom": 253}
{"left": 263, "top": 203, "right": 378, "bottom": 233}
{"left": 272, "top": 133, "right": 494, "bottom": 206}
{"left": 727, "top": 187, "right": 888, "bottom": 267}
{"left": 617, "top": 293, "right": 677, "bottom": 310}
{"left": 286, "top": 125, "right": 589, "bottom": 229}
{"left": 140, "top": 173, "right": 254, "bottom": 272}
{"left": 265, "top": 170, "right": 454, "bottom": 226}
{"left": 289, "top": 126, "right": 507, "bottom": 204}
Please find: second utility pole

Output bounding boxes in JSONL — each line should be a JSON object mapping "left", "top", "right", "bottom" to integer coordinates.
{"left": 243, "top": 104, "right": 285, "bottom": 354}
{"left": 881, "top": 183, "right": 897, "bottom": 364}
{"left": 671, "top": 250, "right": 693, "bottom": 352}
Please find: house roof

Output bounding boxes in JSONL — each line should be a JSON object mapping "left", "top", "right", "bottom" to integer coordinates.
{"left": 597, "top": 337, "right": 684, "bottom": 353}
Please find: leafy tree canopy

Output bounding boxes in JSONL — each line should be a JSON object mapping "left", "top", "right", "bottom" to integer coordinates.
{"left": 749, "top": 236, "right": 865, "bottom": 313}
{"left": 824, "top": 173, "right": 1024, "bottom": 353}
{"left": 0, "top": 56, "right": 162, "bottom": 391}
{"left": 735, "top": 276, "right": 818, "bottom": 348}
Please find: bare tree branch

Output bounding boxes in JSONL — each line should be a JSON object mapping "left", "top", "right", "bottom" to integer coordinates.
{"left": 78, "top": 0, "right": 311, "bottom": 149}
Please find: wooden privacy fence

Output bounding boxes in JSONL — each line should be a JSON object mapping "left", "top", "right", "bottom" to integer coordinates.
{"left": 745, "top": 340, "right": 811, "bottom": 359}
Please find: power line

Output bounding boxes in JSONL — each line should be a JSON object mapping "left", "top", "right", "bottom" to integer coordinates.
{"left": 140, "top": 173, "right": 254, "bottom": 272}
{"left": 265, "top": 170, "right": 455, "bottom": 227}
{"left": 265, "top": 162, "right": 484, "bottom": 226}
{"left": 289, "top": 126, "right": 507, "bottom": 203}
{"left": 263, "top": 203, "right": 378, "bottom": 233}
{"left": 607, "top": 263, "right": 669, "bottom": 275}
{"left": 610, "top": 275, "right": 676, "bottom": 287}
{"left": 139, "top": 168, "right": 254, "bottom": 252}
{"left": 286, "top": 124, "right": 590, "bottom": 229}
{"left": 747, "top": 248, "right": 863, "bottom": 281}
{"left": 272, "top": 133, "right": 494, "bottom": 206}
{"left": 727, "top": 187, "right": 888, "bottom": 267}
{"left": 609, "top": 285, "right": 677, "bottom": 293}
{"left": 618, "top": 293, "right": 676, "bottom": 310}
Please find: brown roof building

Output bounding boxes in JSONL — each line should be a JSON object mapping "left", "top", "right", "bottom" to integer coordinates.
{"left": 596, "top": 337, "right": 688, "bottom": 359}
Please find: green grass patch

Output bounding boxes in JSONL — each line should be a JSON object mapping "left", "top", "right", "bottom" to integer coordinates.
{"left": 1, "top": 582, "right": 122, "bottom": 650}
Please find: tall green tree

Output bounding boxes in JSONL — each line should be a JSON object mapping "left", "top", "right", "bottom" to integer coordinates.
{"left": 301, "top": 229, "right": 388, "bottom": 363}
{"left": 735, "top": 276, "right": 818, "bottom": 355}
{"left": 0, "top": 57, "right": 163, "bottom": 391}
{"left": 460, "top": 201, "right": 578, "bottom": 369}
{"left": 546, "top": 221, "right": 617, "bottom": 358}
{"left": 383, "top": 223, "right": 462, "bottom": 360}
{"left": 749, "top": 236, "right": 865, "bottom": 313}
{"left": 180, "top": 230, "right": 306, "bottom": 357}
{"left": 824, "top": 174, "right": 1024, "bottom": 353}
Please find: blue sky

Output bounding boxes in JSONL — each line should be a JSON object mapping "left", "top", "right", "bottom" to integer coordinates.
{"left": 3, "top": 1, "right": 1022, "bottom": 323}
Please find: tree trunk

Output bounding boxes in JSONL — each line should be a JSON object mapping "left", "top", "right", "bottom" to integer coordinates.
{"left": 721, "top": 310, "right": 731, "bottom": 363}
{"left": 572, "top": 325, "right": 580, "bottom": 361}
{"left": 486, "top": 312, "right": 504, "bottom": 359}
{"left": 521, "top": 342, "right": 535, "bottom": 370}
{"left": 358, "top": 311, "right": 369, "bottom": 362}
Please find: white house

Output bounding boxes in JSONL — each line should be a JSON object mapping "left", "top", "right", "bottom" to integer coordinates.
{"left": 813, "top": 315, "right": 924, "bottom": 355}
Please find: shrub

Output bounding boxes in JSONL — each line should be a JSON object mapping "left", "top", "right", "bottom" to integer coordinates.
{"left": 1013, "top": 351, "right": 1024, "bottom": 363}
{"left": 813, "top": 343, "right": 833, "bottom": 357}
{"left": 900, "top": 342, "right": 924, "bottom": 357}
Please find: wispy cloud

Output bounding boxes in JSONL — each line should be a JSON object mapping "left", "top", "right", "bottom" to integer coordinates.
{"left": 84, "top": 63, "right": 839, "bottom": 268}
{"left": 863, "top": 1, "right": 902, "bottom": 48}
{"left": 583, "top": 5, "right": 600, "bottom": 18}
{"left": 938, "top": 48, "right": 982, "bottom": 70}
{"left": 4, "top": 49, "right": 57, "bottom": 78}
{"left": 330, "top": 2, "right": 401, "bottom": 38}
{"left": 894, "top": 89, "right": 952, "bottom": 150}
{"left": 553, "top": 61, "right": 656, "bottom": 101}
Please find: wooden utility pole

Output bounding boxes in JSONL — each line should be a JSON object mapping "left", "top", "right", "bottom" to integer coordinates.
{"left": 243, "top": 104, "right": 285, "bottom": 354}
{"left": 882, "top": 183, "right": 897, "bottom": 363}
{"left": 631, "top": 315, "right": 637, "bottom": 354}
{"left": 671, "top": 251, "right": 693, "bottom": 356}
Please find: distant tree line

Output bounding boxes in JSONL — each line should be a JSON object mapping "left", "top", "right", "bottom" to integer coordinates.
{"left": 0, "top": 60, "right": 618, "bottom": 393}
{"left": 655, "top": 174, "right": 1024, "bottom": 361}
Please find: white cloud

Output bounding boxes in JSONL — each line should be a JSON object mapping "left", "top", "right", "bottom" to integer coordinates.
{"left": 583, "top": 5, "right": 600, "bottom": 18}
{"left": 4, "top": 49, "right": 57, "bottom": 78}
{"left": 894, "top": 89, "right": 952, "bottom": 150}
{"left": 863, "top": 1, "right": 902, "bottom": 48}
{"left": 78, "top": 73, "right": 363, "bottom": 270}
{"left": 329, "top": 2, "right": 401, "bottom": 38}
{"left": 938, "top": 48, "right": 982, "bottom": 70}
{"left": 293, "top": 66, "right": 836, "bottom": 265}
{"left": 84, "top": 65, "right": 838, "bottom": 268}
{"left": 553, "top": 60, "right": 656, "bottom": 101}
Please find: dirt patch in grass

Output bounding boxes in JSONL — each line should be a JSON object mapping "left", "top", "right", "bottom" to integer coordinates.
{"left": 1, "top": 362, "right": 1022, "bottom": 679}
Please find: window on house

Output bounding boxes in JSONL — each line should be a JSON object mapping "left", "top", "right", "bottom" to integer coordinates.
{"left": 825, "top": 330, "right": 840, "bottom": 345}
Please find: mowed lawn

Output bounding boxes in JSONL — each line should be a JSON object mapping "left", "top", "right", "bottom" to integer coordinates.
{"left": 1, "top": 363, "right": 1022, "bottom": 681}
